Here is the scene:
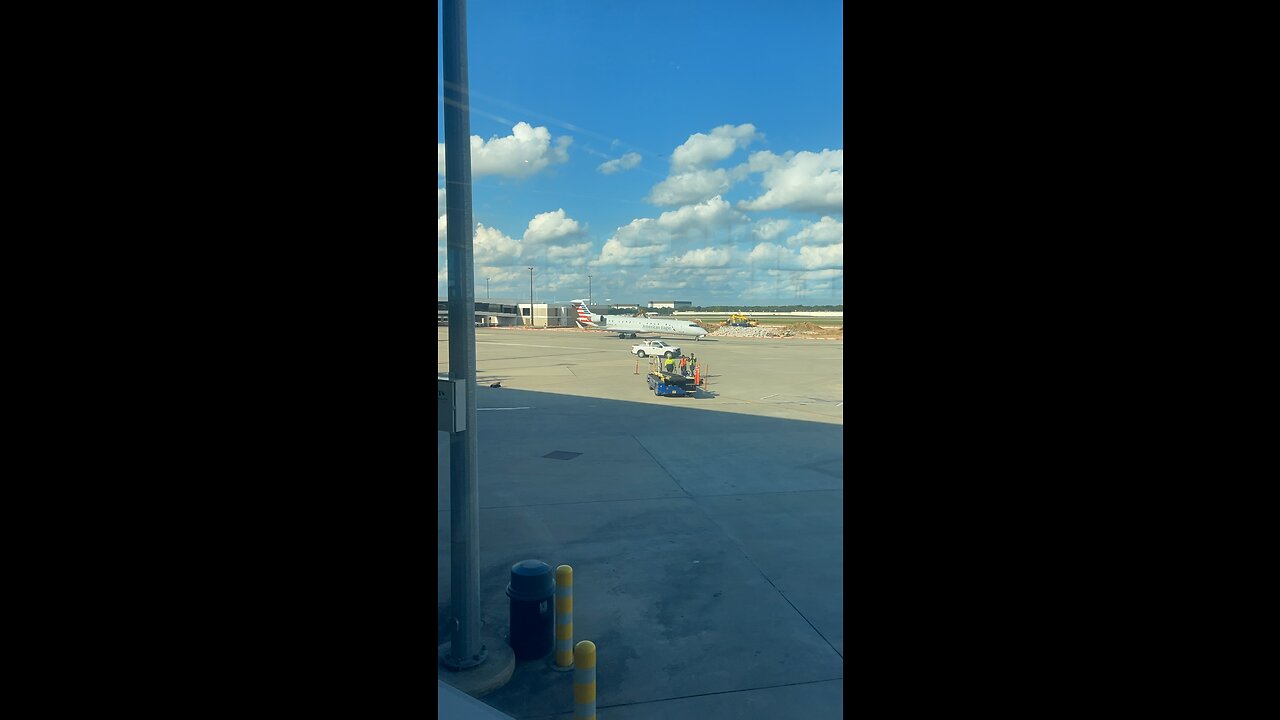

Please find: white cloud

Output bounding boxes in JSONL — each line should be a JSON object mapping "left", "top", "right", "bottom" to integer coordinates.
{"left": 745, "top": 150, "right": 790, "bottom": 174}
{"left": 438, "top": 122, "right": 572, "bottom": 179}
{"left": 671, "top": 246, "right": 734, "bottom": 268}
{"left": 608, "top": 217, "right": 666, "bottom": 248}
{"left": 637, "top": 278, "right": 690, "bottom": 290}
{"left": 476, "top": 267, "right": 526, "bottom": 284}
{"left": 546, "top": 241, "right": 593, "bottom": 267}
{"left": 798, "top": 243, "right": 843, "bottom": 270}
{"left": 596, "top": 196, "right": 745, "bottom": 268}
{"left": 438, "top": 213, "right": 448, "bottom": 243}
{"left": 438, "top": 188, "right": 447, "bottom": 216}
{"left": 752, "top": 218, "right": 791, "bottom": 242}
{"left": 597, "top": 237, "right": 666, "bottom": 267}
{"left": 746, "top": 240, "right": 840, "bottom": 271}
{"left": 670, "top": 123, "right": 762, "bottom": 171}
{"left": 597, "top": 152, "right": 642, "bottom": 174}
{"left": 473, "top": 224, "right": 522, "bottom": 265}
{"left": 746, "top": 242, "right": 798, "bottom": 269}
{"left": 739, "top": 149, "right": 842, "bottom": 214}
{"left": 655, "top": 195, "right": 742, "bottom": 235}
{"left": 523, "top": 209, "right": 583, "bottom": 245}
{"left": 785, "top": 216, "right": 842, "bottom": 247}
{"left": 646, "top": 168, "right": 731, "bottom": 206}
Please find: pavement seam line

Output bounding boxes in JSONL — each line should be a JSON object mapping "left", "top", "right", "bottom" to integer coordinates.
{"left": 631, "top": 434, "right": 692, "bottom": 498}
{"left": 691, "top": 497, "right": 846, "bottom": 662}
{"left": 583, "top": 439, "right": 842, "bottom": 658}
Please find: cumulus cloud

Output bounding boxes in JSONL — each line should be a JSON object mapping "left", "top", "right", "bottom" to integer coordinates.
{"left": 608, "top": 217, "right": 665, "bottom": 248}
{"left": 746, "top": 242, "right": 795, "bottom": 269}
{"left": 545, "top": 241, "right": 593, "bottom": 267}
{"left": 646, "top": 168, "right": 732, "bottom": 206}
{"left": 596, "top": 196, "right": 745, "bottom": 268}
{"left": 745, "top": 241, "right": 841, "bottom": 271}
{"left": 598, "top": 237, "right": 666, "bottom": 267}
{"left": 798, "top": 243, "right": 843, "bottom": 269}
{"left": 438, "top": 188, "right": 447, "bottom": 216}
{"left": 671, "top": 246, "right": 734, "bottom": 268}
{"left": 476, "top": 267, "right": 526, "bottom": 284}
{"left": 785, "top": 216, "right": 842, "bottom": 247}
{"left": 438, "top": 213, "right": 448, "bottom": 243}
{"left": 473, "top": 223, "right": 522, "bottom": 265}
{"left": 597, "top": 152, "right": 642, "bottom": 175}
{"left": 752, "top": 218, "right": 792, "bottom": 242}
{"left": 738, "top": 149, "right": 843, "bottom": 214}
{"left": 670, "top": 123, "right": 762, "bottom": 171}
{"left": 438, "top": 122, "right": 572, "bottom": 179}
{"left": 523, "top": 209, "right": 583, "bottom": 245}
{"left": 655, "top": 195, "right": 743, "bottom": 235}
{"left": 637, "top": 278, "right": 690, "bottom": 290}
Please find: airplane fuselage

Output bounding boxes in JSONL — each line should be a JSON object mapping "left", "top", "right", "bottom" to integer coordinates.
{"left": 571, "top": 300, "right": 708, "bottom": 340}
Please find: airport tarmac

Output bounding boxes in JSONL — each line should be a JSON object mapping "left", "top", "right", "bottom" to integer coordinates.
{"left": 439, "top": 326, "right": 843, "bottom": 719}
{"left": 442, "top": 327, "right": 843, "bottom": 424}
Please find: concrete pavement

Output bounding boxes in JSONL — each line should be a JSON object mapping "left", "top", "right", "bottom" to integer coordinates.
{"left": 439, "top": 328, "right": 843, "bottom": 718}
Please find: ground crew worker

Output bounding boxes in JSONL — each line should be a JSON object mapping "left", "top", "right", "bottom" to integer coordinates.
{"left": 688, "top": 353, "right": 696, "bottom": 373}
{"left": 679, "top": 355, "right": 689, "bottom": 376}
{"left": 664, "top": 356, "right": 676, "bottom": 373}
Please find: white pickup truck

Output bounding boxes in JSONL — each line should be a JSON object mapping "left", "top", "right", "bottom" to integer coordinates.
{"left": 630, "top": 340, "right": 681, "bottom": 358}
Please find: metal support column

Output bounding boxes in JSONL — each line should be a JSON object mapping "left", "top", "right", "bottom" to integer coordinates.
{"left": 442, "top": 0, "right": 485, "bottom": 670}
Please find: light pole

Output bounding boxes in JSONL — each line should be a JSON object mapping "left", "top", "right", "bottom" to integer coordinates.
{"left": 442, "top": 0, "right": 484, "bottom": 672}
{"left": 486, "top": 277, "right": 490, "bottom": 299}
{"left": 587, "top": 275, "right": 592, "bottom": 305}
{"left": 527, "top": 267, "right": 534, "bottom": 327}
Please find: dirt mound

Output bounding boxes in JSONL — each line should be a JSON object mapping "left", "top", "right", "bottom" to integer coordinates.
{"left": 789, "top": 322, "right": 827, "bottom": 332}
{"left": 690, "top": 319, "right": 719, "bottom": 332}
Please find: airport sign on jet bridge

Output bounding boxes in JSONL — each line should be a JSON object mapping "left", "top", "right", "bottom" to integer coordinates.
{"left": 437, "top": 378, "right": 466, "bottom": 433}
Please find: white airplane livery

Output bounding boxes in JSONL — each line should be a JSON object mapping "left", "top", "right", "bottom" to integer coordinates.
{"left": 571, "top": 300, "right": 709, "bottom": 340}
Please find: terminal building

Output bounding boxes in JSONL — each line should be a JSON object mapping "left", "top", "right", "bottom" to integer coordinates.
{"left": 648, "top": 300, "right": 692, "bottom": 310}
{"left": 437, "top": 297, "right": 577, "bottom": 328}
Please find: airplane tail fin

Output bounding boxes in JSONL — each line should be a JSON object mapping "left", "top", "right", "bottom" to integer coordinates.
{"left": 570, "top": 300, "right": 598, "bottom": 327}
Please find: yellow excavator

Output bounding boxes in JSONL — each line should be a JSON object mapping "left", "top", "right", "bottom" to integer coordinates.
{"left": 721, "top": 313, "right": 758, "bottom": 327}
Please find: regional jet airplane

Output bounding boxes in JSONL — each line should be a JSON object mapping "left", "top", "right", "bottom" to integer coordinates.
{"left": 571, "top": 300, "right": 709, "bottom": 340}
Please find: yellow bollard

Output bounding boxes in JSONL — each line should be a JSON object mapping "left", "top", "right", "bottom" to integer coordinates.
{"left": 573, "top": 640, "right": 596, "bottom": 720}
{"left": 553, "top": 565, "right": 574, "bottom": 670}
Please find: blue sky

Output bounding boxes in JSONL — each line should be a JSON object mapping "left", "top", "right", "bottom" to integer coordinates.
{"left": 439, "top": 1, "right": 843, "bottom": 306}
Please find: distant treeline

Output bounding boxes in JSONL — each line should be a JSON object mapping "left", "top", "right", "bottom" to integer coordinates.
{"left": 606, "top": 305, "right": 843, "bottom": 314}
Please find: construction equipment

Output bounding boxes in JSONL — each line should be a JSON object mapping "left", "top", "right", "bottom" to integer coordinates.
{"left": 720, "top": 313, "right": 758, "bottom": 327}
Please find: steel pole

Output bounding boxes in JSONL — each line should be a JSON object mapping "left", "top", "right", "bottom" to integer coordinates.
{"left": 442, "top": 0, "right": 485, "bottom": 670}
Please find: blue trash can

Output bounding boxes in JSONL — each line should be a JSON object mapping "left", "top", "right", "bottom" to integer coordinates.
{"left": 506, "top": 559, "right": 555, "bottom": 660}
